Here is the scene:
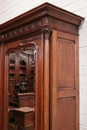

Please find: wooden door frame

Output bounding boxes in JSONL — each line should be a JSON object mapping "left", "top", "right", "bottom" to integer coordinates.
{"left": 3, "top": 36, "right": 44, "bottom": 130}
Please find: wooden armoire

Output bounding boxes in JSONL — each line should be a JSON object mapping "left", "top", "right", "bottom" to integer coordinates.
{"left": 0, "top": 2, "right": 84, "bottom": 130}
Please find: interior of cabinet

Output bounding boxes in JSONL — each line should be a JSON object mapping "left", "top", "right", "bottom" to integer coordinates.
{"left": 8, "top": 45, "right": 36, "bottom": 130}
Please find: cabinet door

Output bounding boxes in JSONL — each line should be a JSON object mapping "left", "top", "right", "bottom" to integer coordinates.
{"left": 50, "top": 31, "right": 79, "bottom": 130}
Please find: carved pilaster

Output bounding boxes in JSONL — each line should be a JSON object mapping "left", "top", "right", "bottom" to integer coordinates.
{"left": 42, "top": 28, "right": 52, "bottom": 130}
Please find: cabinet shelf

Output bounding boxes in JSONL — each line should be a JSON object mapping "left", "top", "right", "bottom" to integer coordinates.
{"left": 9, "top": 78, "right": 15, "bottom": 81}
{"left": 19, "top": 66, "right": 26, "bottom": 68}
{"left": 9, "top": 73, "right": 15, "bottom": 74}
{"left": 10, "top": 64, "right": 15, "bottom": 67}
{"left": 19, "top": 73, "right": 26, "bottom": 75}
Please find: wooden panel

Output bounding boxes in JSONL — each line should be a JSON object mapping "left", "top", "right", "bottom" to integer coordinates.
{"left": 0, "top": 45, "right": 3, "bottom": 129}
{"left": 50, "top": 30, "right": 79, "bottom": 130}
{"left": 0, "top": 46, "right": 1, "bottom": 89}
{"left": 48, "top": 17, "right": 78, "bottom": 35}
{"left": 0, "top": 89, "right": 3, "bottom": 129}
{"left": 17, "top": 93, "right": 35, "bottom": 107}
{"left": 25, "top": 113, "right": 34, "bottom": 126}
{"left": 57, "top": 97, "right": 75, "bottom": 130}
{"left": 57, "top": 38, "right": 75, "bottom": 90}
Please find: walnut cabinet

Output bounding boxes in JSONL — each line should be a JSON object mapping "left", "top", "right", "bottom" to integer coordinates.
{"left": 0, "top": 2, "right": 84, "bottom": 130}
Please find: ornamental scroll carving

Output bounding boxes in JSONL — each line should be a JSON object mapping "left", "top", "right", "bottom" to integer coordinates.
{"left": 1, "top": 20, "right": 42, "bottom": 40}
{"left": 19, "top": 35, "right": 41, "bottom": 46}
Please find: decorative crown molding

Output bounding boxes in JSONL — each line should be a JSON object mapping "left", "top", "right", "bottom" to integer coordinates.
{"left": 1, "top": 20, "right": 42, "bottom": 41}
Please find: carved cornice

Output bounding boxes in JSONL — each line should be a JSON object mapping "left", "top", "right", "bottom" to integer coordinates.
{"left": 42, "top": 28, "right": 52, "bottom": 40}
{"left": 0, "top": 2, "right": 83, "bottom": 43}
{"left": 1, "top": 20, "right": 42, "bottom": 41}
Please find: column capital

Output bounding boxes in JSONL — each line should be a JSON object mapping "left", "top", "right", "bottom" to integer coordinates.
{"left": 41, "top": 28, "right": 52, "bottom": 40}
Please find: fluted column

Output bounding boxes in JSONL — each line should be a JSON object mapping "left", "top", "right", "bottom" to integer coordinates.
{"left": 42, "top": 28, "right": 52, "bottom": 130}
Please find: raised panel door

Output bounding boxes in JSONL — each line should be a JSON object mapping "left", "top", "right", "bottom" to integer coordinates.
{"left": 50, "top": 30, "right": 79, "bottom": 130}
{"left": 57, "top": 38, "right": 75, "bottom": 90}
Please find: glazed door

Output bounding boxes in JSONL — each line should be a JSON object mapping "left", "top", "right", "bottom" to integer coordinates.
{"left": 3, "top": 37, "right": 43, "bottom": 130}
{"left": 50, "top": 30, "right": 79, "bottom": 130}
{"left": 7, "top": 43, "right": 36, "bottom": 130}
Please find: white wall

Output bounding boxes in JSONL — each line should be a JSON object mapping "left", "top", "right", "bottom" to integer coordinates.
{"left": 0, "top": 0, "right": 47, "bottom": 24}
{"left": 0, "top": 0, "right": 87, "bottom": 130}
{"left": 0, "top": 0, "right": 81, "bottom": 24}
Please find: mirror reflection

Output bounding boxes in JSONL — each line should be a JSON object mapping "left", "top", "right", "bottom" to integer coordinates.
{"left": 8, "top": 46, "right": 36, "bottom": 130}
